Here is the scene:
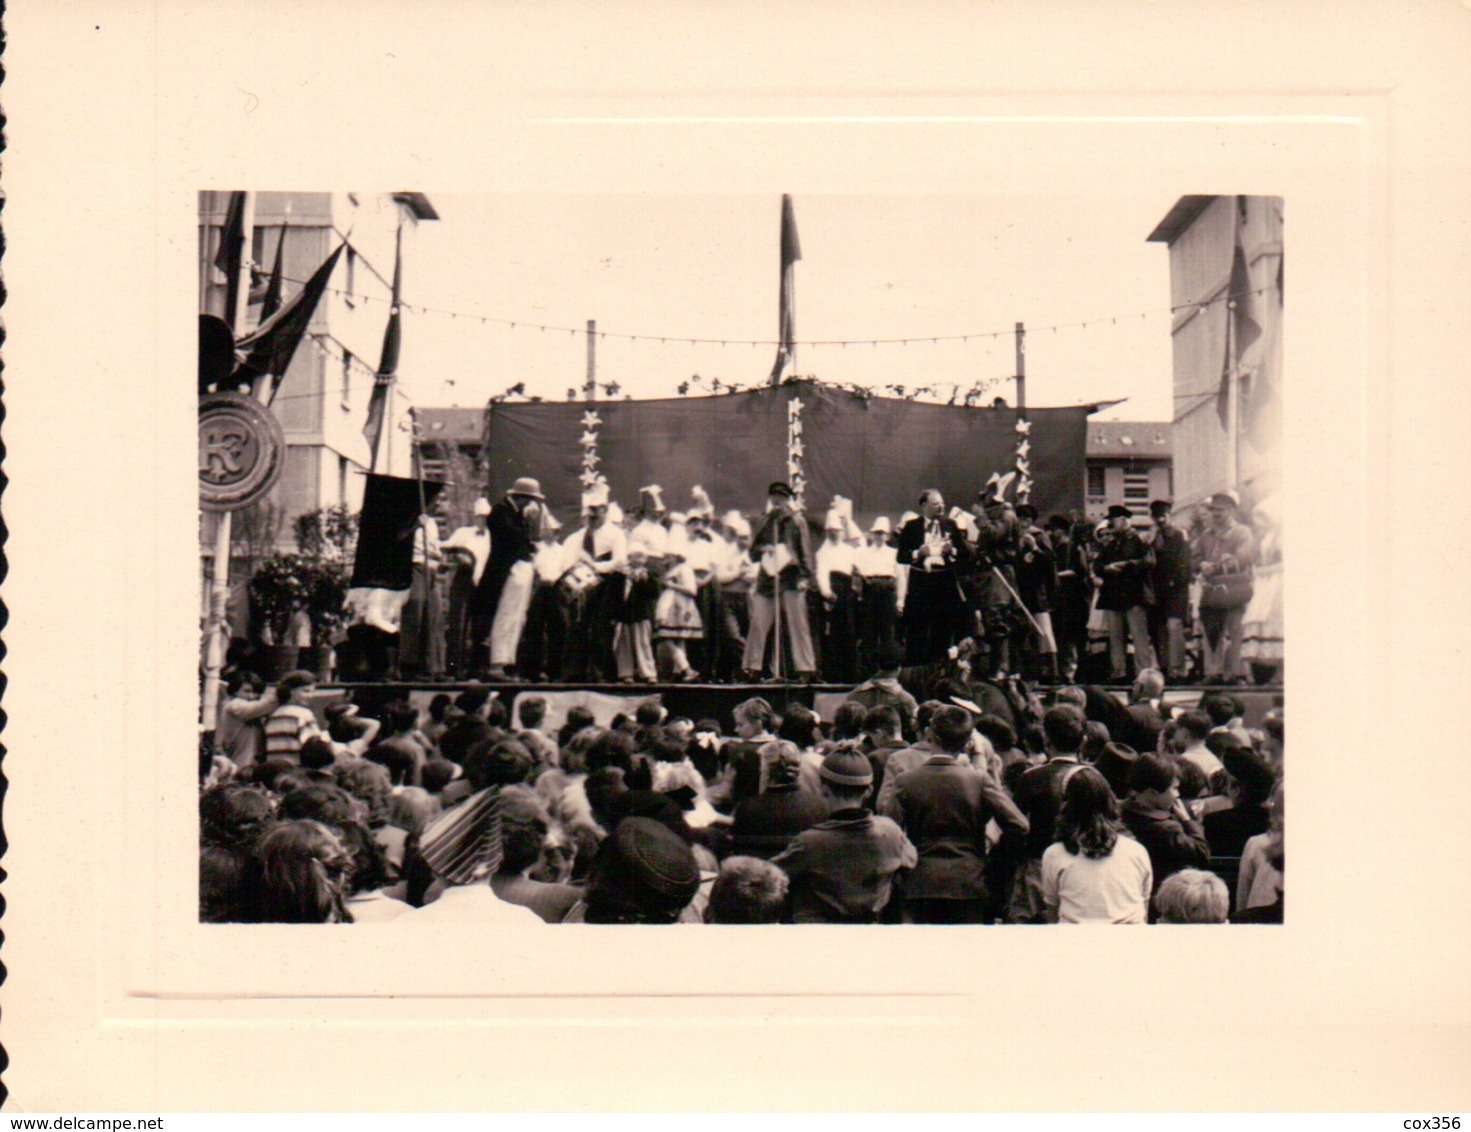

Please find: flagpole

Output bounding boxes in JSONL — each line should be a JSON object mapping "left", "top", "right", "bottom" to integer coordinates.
{"left": 1226, "top": 296, "right": 1240, "bottom": 493}
{"left": 202, "top": 193, "right": 256, "bottom": 731}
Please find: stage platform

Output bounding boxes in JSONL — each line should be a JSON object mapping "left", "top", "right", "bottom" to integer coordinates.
{"left": 318, "top": 679, "right": 1284, "bottom": 731}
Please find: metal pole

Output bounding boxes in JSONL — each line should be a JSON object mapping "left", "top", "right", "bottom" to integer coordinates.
{"left": 1014, "top": 321, "right": 1026, "bottom": 412}
{"left": 202, "top": 192, "right": 257, "bottom": 730}
{"left": 1225, "top": 300, "right": 1239, "bottom": 491}
{"left": 585, "top": 319, "right": 597, "bottom": 401}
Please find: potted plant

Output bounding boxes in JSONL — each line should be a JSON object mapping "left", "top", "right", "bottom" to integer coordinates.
{"left": 293, "top": 506, "right": 360, "bottom": 680}
{"left": 301, "top": 559, "right": 351, "bottom": 679}
{"left": 247, "top": 554, "right": 310, "bottom": 679}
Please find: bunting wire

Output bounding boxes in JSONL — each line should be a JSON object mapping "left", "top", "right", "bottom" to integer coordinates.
{"left": 272, "top": 273, "right": 1274, "bottom": 352}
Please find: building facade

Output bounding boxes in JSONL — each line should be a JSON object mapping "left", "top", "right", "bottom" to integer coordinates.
{"left": 1147, "top": 195, "right": 1284, "bottom": 514}
{"left": 1084, "top": 420, "right": 1173, "bottom": 525}
{"left": 198, "top": 190, "right": 437, "bottom": 631}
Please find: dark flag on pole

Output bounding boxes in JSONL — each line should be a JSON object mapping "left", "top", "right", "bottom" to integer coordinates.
{"left": 1217, "top": 195, "right": 1264, "bottom": 430}
{"left": 214, "top": 191, "right": 246, "bottom": 329}
{"left": 258, "top": 225, "right": 287, "bottom": 321}
{"left": 768, "top": 194, "right": 802, "bottom": 385}
{"left": 234, "top": 242, "right": 345, "bottom": 396}
{"left": 363, "top": 226, "right": 404, "bottom": 471}
{"left": 349, "top": 473, "right": 445, "bottom": 592}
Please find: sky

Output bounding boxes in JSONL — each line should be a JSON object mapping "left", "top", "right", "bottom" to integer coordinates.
{"left": 386, "top": 192, "right": 1181, "bottom": 422}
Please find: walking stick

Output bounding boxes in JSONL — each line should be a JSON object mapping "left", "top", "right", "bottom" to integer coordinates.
{"left": 991, "top": 565, "right": 1046, "bottom": 640}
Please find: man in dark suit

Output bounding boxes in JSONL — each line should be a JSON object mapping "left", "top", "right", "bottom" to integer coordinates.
{"left": 472, "top": 476, "right": 543, "bottom": 679}
{"left": 1093, "top": 504, "right": 1155, "bottom": 682}
{"left": 1146, "top": 499, "right": 1193, "bottom": 683}
{"left": 895, "top": 489, "right": 973, "bottom": 667}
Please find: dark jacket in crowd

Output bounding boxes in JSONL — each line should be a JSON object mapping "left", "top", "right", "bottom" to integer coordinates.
{"left": 771, "top": 809, "right": 918, "bottom": 924}
{"left": 1202, "top": 801, "right": 1272, "bottom": 859}
{"left": 1012, "top": 756, "right": 1085, "bottom": 860}
{"left": 1093, "top": 527, "right": 1151, "bottom": 612}
{"left": 882, "top": 756, "right": 1029, "bottom": 902}
{"left": 729, "top": 784, "right": 829, "bottom": 860}
{"left": 1120, "top": 798, "right": 1212, "bottom": 892}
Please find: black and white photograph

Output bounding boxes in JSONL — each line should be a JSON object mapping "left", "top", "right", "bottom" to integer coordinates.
{"left": 196, "top": 189, "right": 1285, "bottom": 929}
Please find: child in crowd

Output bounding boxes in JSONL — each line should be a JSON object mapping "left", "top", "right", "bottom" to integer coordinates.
{"left": 771, "top": 745, "right": 918, "bottom": 923}
{"left": 611, "top": 544, "right": 661, "bottom": 683}
{"left": 263, "top": 670, "right": 322, "bottom": 762}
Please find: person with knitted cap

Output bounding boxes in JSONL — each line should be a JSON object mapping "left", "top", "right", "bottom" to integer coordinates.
{"left": 770, "top": 742, "right": 917, "bottom": 923}
{"left": 880, "top": 704, "right": 1030, "bottom": 923}
{"left": 575, "top": 815, "right": 702, "bottom": 924}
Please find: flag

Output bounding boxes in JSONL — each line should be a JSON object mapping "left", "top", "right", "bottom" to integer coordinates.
{"left": 1217, "top": 195, "right": 1264, "bottom": 431}
{"left": 349, "top": 473, "right": 445, "bottom": 592}
{"left": 363, "top": 226, "right": 403, "bottom": 470}
{"left": 768, "top": 194, "right": 802, "bottom": 385}
{"left": 259, "top": 225, "right": 287, "bottom": 320}
{"left": 214, "top": 191, "right": 246, "bottom": 329}
{"left": 234, "top": 242, "right": 345, "bottom": 394}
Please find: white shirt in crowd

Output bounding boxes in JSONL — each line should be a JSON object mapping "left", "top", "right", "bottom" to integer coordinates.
{"left": 442, "top": 525, "right": 492, "bottom": 584}
{"left": 564, "top": 522, "right": 628, "bottom": 574}
{"left": 533, "top": 538, "right": 573, "bottom": 585}
{"left": 411, "top": 517, "right": 443, "bottom": 568}
{"left": 1041, "top": 836, "right": 1154, "bottom": 924}
{"left": 854, "top": 541, "right": 899, "bottom": 579}
{"left": 630, "top": 519, "right": 669, "bottom": 558}
{"left": 814, "top": 540, "right": 858, "bottom": 599}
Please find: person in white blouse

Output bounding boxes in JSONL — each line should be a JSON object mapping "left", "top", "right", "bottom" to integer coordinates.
{"left": 853, "top": 516, "right": 902, "bottom": 677}
{"left": 815, "top": 509, "right": 861, "bottom": 684}
{"left": 441, "top": 497, "right": 492, "bottom": 677}
{"left": 682, "top": 507, "right": 725, "bottom": 675}
{"left": 562, "top": 484, "right": 628, "bottom": 681}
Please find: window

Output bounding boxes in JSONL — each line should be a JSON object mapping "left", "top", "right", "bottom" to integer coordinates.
{"left": 341, "top": 349, "right": 354, "bottom": 409}
{"left": 1123, "top": 470, "right": 1151, "bottom": 517}
{"left": 1086, "top": 465, "right": 1106, "bottom": 498}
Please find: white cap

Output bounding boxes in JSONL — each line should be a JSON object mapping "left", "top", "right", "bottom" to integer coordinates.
{"left": 581, "top": 482, "right": 610, "bottom": 510}
{"left": 472, "top": 497, "right": 492, "bottom": 517}
{"left": 824, "top": 509, "right": 845, "bottom": 532}
{"left": 607, "top": 501, "right": 625, "bottom": 526}
{"left": 869, "top": 516, "right": 891, "bottom": 534}
{"left": 728, "top": 516, "right": 752, "bottom": 539}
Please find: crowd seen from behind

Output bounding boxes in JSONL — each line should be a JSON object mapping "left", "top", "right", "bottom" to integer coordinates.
{"left": 203, "top": 666, "right": 1284, "bottom": 926}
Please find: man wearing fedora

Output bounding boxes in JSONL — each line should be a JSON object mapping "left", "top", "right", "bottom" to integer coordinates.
{"left": 1191, "top": 491, "right": 1257, "bottom": 685}
{"left": 1145, "top": 499, "right": 1192, "bottom": 683}
{"left": 473, "top": 476, "right": 545, "bottom": 680}
{"left": 1092, "top": 504, "right": 1155, "bottom": 683}
{"left": 741, "top": 481, "right": 817, "bottom": 681}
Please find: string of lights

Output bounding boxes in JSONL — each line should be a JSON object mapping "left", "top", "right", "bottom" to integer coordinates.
{"left": 272, "top": 273, "right": 1276, "bottom": 351}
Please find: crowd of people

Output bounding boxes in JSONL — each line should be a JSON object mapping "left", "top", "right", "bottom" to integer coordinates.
{"left": 339, "top": 476, "right": 1272, "bottom": 689}
{"left": 202, "top": 665, "right": 1285, "bottom": 926}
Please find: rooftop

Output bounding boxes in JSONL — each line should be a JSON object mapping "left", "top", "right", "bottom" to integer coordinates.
{"left": 1086, "top": 420, "right": 1172, "bottom": 459}
{"left": 1146, "top": 195, "right": 1215, "bottom": 245}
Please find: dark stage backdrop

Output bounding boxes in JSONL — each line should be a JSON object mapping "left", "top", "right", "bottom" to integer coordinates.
{"left": 483, "top": 381, "right": 1091, "bottom": 525}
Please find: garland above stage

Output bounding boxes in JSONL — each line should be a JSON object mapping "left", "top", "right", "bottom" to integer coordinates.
{"left": 477, "top": 378, "right": 1096, "bottom": 527}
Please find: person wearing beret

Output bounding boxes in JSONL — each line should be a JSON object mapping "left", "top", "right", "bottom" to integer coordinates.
{"left": 1091, "top": 504, "right": 1156, "bottom": 683}
{"left": 741, "top": 481, "right": 818, "bottom": 681}
{"left": 1190, "top": 492, "right": 1257, "bottom": 686}
{"left": 895, "top": 489, "right": 974, "bottom": 667}
{"left": 1144, "top": 499, "right": 1192, "bottom": 684}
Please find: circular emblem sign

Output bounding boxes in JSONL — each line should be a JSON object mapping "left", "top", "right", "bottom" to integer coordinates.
{"left": 199, "top": 391, "right": 285, "bottom": 512}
